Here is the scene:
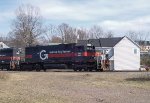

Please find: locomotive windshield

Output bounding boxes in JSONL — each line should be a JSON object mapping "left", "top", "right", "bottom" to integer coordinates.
{"left": 86, "top": 46, "right": 95, "bottom": 51}
{"left": 75, "top": 46, "right": 95, "bottom": 52}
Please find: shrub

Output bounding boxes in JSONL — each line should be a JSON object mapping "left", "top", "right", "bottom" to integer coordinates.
{"left": 141, "top": 55, "right": 150, "bottom": 71}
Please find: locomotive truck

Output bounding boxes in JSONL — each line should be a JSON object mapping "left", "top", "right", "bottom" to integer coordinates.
{"left": 0, "top": 43, "right": 104, "bottom": 71}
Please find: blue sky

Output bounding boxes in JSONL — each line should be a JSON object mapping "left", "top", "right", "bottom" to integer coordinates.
{"left": 0, "top": 0, "right": 150, "bottom": 36}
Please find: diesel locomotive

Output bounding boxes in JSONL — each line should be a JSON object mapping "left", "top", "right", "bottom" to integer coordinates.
{"left": 0, "top": 43, "right": 103, "bottom": 71}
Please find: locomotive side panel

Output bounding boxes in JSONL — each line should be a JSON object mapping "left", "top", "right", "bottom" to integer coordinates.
{"left": 24, "top": 44, "right": 76, "bottom": 70}
{"left": 25, "top": 44, "right": 76, "bottom": 63}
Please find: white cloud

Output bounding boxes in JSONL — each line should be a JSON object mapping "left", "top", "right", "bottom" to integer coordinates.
{"left": 100, "top": 15, "right": 150, "bottom": 34}
{"left": 21, "top": 0, "right": 131, "bottom": 21}
{"left": 26, "top": 0, "right": 98, "bottom": 21}
{"left": 1, "top": 0, "right": 150, "bottom": 35}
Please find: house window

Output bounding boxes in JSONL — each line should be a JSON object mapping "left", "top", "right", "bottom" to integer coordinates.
{"left": 134, "top": 49, "right": 137, "bottom": 54}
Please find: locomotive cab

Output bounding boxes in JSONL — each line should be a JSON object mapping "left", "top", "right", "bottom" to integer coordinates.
{"left": 73, "top": 44, "right": 100, "bottom": 71}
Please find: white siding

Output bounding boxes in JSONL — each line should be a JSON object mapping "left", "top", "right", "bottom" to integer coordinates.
{"left": 109, "top": 60, "right": 114, "bottom": 70}
{"left": 114, "top": 37, "right": 140, "bottom": 71}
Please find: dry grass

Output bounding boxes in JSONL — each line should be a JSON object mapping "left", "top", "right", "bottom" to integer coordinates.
{"left": 0, "top": 71, "right": 150, "bottom": 103}
{"left": 126, "top": 73, "right": 150, "bottom": 81}
{"left": 0, "top": 71, "right": 9, "bottom": 80}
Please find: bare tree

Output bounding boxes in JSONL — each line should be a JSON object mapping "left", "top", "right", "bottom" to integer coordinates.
{"left": 89, "top": 25, "right": 104, "bottom": 39}
{"left": 51, "top": 35, "right": 62, "bottom": 43}
{"left": 126, "top": 30, "right": 150, "bottom": 55}
{"left": 77, "top": 28, "right": 88, "bottom": 40}
{"left": 64, "top": 27, "right": 77, "bottom": 43}
{"left": 43, "top": 24, "right": 115, "bottom": 44}
{"left": 9, "top": 4, "right": 44, "bottom": 47}
{"left": 58, "top": 23, "right": 77, "bottom": 43}
{"left": 126, "top": 31, "right": 138, "bottom": 41}
{"left": 58, "top": 23, "right": 68, "bottom": 43}
{"left": 105, "top": 31, "right": 114, "bottom": 38}
{"left": 126, "top": 31, "right": 150, "bottom": 42}
{"left": 0, "top": 35, "right": 10, "bottom": 46}
{"left": 137, "top": 31, "right": 150, "bottom": 42}
{"left": 44, "top": 24, "right": 58, "bottom": 43}
{"left": 0, "top": 35, "right": 5, "bottom": 42}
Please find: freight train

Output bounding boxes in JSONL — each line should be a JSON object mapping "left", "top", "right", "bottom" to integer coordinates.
{"left": 0, "top": 43, "right": 105, "bottom": 72}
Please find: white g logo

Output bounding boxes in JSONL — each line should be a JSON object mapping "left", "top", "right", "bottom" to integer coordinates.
{"left": 40, "top": 50, "right": 48, "bottom": 60}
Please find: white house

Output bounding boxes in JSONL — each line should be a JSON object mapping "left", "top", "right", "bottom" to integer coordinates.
{"left": 0, "top": 42, "right": 9, "bottom": 49}
{"left": 78, "top": 36, "right": 140, "bottom": 71}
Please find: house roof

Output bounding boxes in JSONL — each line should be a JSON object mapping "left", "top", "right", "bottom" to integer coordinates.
{"left": 77, "top": 37, "right": 123, "bottom": 47}
{"left": 0, "top": 42, "right": 9, "bottom": 49}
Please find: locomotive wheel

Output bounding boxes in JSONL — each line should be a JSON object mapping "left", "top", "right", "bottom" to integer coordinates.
{"left": 43, "top": 68, "right": 47, "bottom": 72}
{"left": 100, "top": 69, "right": 103, "bottom": 72}
{"left": 73, "top": 68, "right": 77, "bottom": 72}
{"left": 7, "top": 68, "right": 10, "bottom": 71}
{"left": 78, "top": 68, "right": 82, "bottom": 72}
{"left": 35, "top": 64, "right": 41, "bottom": 72}
{"left": 6, "top": 66, "right": 10, "bottom": 71}
{"left": 19, "top": 65, "right": 24, "bottom": 71}
{"left": 73, "top": 65, "right": 77, "bottom": 72}
{"left": 84, "top": 68, "right": 88, "bottom": 72}
{"left": 96, "top": 69, "right": 101, "bottom": 72}
{"left": 89, "top": 68, "right": 92, "bottom": 72}
{"left": 1, "top": 67, "right": 3, "bottom": 71}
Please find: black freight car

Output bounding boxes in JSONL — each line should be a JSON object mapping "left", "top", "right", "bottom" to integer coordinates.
{"left": 20, "top": 43, "right": 101, "bottom": 71}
